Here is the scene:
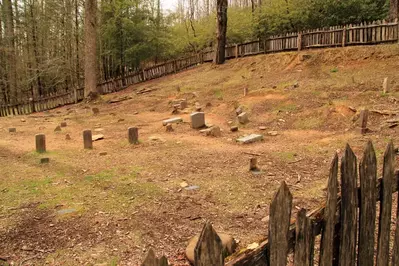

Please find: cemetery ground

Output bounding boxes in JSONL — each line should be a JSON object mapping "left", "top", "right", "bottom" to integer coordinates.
{"left": 1, "top": 44, "right": 399, "bottom": 265}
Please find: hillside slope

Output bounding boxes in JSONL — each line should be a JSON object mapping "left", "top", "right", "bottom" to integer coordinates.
{"left": 1, "top": 44, "right": 399, "bottom": 265}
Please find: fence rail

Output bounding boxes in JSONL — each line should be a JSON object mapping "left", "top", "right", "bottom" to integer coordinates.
{"left": 142, "top": 141, "right": 399, "bottom": 266}
{"left": 1, "top": 19, "right": 398, "bottom": 117}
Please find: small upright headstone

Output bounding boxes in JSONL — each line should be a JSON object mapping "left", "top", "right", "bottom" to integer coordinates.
{"left": 9, "top": 128, "right": 16, "bottom": 133}
{"left": 383, "top": 77, "right": 389, "bottom": 94}
{"left": 236, "top": 106, "right": 244, "bottom": 115}
{"left": 92, "top": 108, "right": 100, "bottom": 115}
{"left": 166, "top": 124, "right": 174, "bottom": 132}
{"left": 191, "top": 112, "right": 205, "bottom": 129}
{"left": 35, "top": 134, "right": 46, "bottom": 153}
{"left": 250, "top": 158, "right": 258, "bottom": 171}
{"left": 238, "top": 112, "right": 249, "bottom": 124}
{"left": 128, "top": 127, "right": 139, "bottom": 144}
{"left": 40, "top": 158, "right": 50, "bottom": 164}
{"left": 206, "top": 126, "right": 222, "bottom": 137}
{"left": 244, "top": 88, "right": 249, "bottom": 96}
{"left": 195, "top": 102, "right": 202, "bottom": 112}
{"left": 65, "top": 134, "right": 71, "bottom": 140}
{"left": 360, "top": 109, "right": 369, "bottom": 134}
{"left": 54, "top": 126, "right": 62, "bottom": 132}
{"left": 83, "top": 130, "right": 93, "bottom": 149}
{"left": 60, "top": 122, "right": 67, "bottom": 127}
{"left": 231, "top": 126, "right": 239, "bottom": 132}
{"left": 180, "top": 100, "right": 188, "bottom": 109}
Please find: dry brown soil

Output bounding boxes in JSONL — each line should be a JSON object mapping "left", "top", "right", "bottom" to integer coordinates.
{"left": 1, "top": 45, "right": 399, "bottom": 265}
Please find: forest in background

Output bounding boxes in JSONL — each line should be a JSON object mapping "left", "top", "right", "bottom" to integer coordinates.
{"left": 0, "top": 0, "right": 396, "bottom": 104}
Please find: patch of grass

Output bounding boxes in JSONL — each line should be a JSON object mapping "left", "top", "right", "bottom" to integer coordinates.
{"left": 272, "top": 151, "right": 297, "bottom": 162}
{"left": 330, "top": 67, "right": 339, "bottom": 73}
{"left": 274, "top": 103, "right": 297, "bottom": 113}
{"left": 293, "top": 117, "right": 323, "bottom": 130}
{"left": 214, "top": 89, "right": 223, "bottom": 100}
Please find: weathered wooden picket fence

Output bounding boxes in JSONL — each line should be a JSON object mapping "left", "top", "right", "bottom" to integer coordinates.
{"left": 1, "top": 19, "right": 398, "bottom": 117}
{"left": 142, "top": 141, "right": 399, "bottom": 266}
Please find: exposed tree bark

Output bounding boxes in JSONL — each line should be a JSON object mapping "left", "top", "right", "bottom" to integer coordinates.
{"left": 390, "top": 0, "right": 398, "bottom": 21}
{"left": 84, "top": 0, "right": 98, "bottom": 98}
{"left": 3, "top": 0, "right": 17, "bottom": 103}
{"left": 215, "top": 0, "right": 227, "bottom": 65}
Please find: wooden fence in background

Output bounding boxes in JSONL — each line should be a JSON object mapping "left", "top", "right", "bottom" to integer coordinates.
{"left": 1, "top": 20, "right": 398, "bottom": 117}
{"left": 142, "top": 141, "right": 399, "bottom": 266}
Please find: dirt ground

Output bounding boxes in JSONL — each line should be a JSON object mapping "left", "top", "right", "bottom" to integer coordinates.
{"left": 1, "top": 44, "right": 399, "bottom": 265}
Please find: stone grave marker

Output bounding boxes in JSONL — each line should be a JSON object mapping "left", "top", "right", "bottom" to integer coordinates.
{"left": 383, "top": 77, "right": 389, "bottom": 94}
{"left": 162, "top": 117, "right": 183, "bottom": 126}
{"left": 83, "top": 130, "right": 93, "bottom": 149}
{"left": 36, "top": 134, "right": 46, "bottom": 153}
{"left": 40, "top": 158, "right": 50, "bottom": 164}
{"left": 92, "top": 108, "right": 100, "bottom": 115}
{"left": 238, "top": 112, "right": 249, "bottom": 124}
{"left": 360, "top": 109, "right": 369, "bottom": 134}
{"left": 237, "top": 134, "right": 263, "bottom": 144}
{"left": 191, "top": 112, "right": 205, "bottom": 129}
{"left": 128, "top": 127, "right": 139, "bottom": 144}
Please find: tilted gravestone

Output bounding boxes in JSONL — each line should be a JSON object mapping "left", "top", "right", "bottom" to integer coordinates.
{"left": 191, "top": 112, "right": 205, "bottom": 129}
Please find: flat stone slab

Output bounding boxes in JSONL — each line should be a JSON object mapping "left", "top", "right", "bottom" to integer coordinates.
{"left": 92, "top": 134, "right": 104, "bottom": 141}
{"left": 162, "top": 117, "right": 183, "bottom": 126}
{"left": 236, "top": 134, "right": 264, "bottom": 144}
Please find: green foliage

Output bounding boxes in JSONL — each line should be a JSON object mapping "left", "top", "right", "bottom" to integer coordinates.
{"left": 254, "top": 0, "right": 389, "bottom": 37}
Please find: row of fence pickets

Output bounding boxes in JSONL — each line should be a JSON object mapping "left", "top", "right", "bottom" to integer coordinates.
{"left": 142, "top": 142, "right": 399, "bottom": 266}
{"left": 1, "top": 20, "right": 398, "bottom": 117}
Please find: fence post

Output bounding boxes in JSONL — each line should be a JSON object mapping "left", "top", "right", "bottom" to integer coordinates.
{"left": 297, "top": 32, "right": 302, "bottom": 51}
{"left": 342, "top": 27, "right": 347, "bottom": 47}
{"left": 396, "top": 18, "right": 399, "bottom": 43}
{"left": 235, "top": 44, "right": 239, "bottom": 59}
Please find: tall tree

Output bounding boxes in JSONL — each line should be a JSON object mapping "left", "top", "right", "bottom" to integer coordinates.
{"left": 3, "top": 0, "right": 17, "bottom": 103}
{"left": 84, "top": 0, "right": 98, "bottom": 98}
{"left": 215, "top": 0, "right": 227, "bottom": 64}
{"left": 390, "top": 0, "right": 398, "bottom": 21}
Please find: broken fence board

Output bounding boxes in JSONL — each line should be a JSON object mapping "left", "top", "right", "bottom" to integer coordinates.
{"left": 194, "top": 222, "right": 224, "bottom": 266}
{"left": 294, "top": 209, "right": 314, "bottom": 266}
{"left": 268, "top": 182, "right": 292, "bottom": 266}
{"left": 319, "top": 153, "right": 338, "bottom": 266}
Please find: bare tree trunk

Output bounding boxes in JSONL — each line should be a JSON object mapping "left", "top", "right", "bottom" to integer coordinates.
{"left": 3, "top": 0, "right": 17, "bottom": 104}
{"left": 390, "top": 0, "right": 398, "bottom": 21}
{"left": 84, "top": 0, "right": 98, "bottom": 98}
{"left": 215, "top": 0, "right": 227, "bottom": 65}
{"left": 75, "top": 0, "right": 81, "bottom": 92}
